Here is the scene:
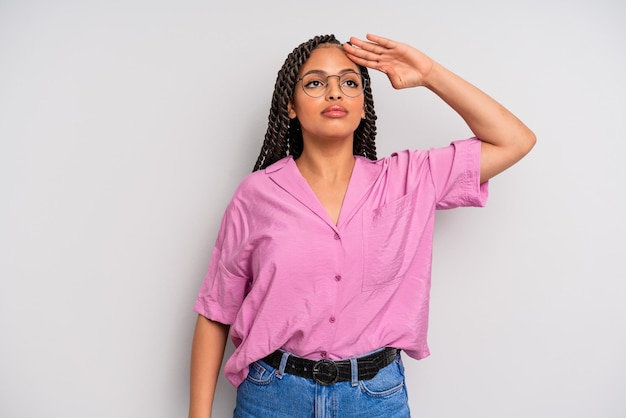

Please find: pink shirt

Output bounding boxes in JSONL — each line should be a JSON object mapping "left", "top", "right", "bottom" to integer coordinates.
{"left": 194, "top": 138, "right": 488, "bottom": 387}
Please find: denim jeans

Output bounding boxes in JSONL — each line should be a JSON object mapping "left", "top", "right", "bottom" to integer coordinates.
{"left": 233, "top": 351, "right": 411, "bottom": 418}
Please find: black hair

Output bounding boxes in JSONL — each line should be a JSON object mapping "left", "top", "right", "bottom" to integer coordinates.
{"left": 253, "top": 34, "right": 377, "bottom": 171}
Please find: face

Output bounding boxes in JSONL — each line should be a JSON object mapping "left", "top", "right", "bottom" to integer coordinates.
{"left": 288, "top": 45, "right": 366, "bottom": 144}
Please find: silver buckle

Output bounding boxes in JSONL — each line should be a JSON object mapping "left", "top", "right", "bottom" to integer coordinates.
{"left": 312, "top": 359, "right": 339, "bottom": 385}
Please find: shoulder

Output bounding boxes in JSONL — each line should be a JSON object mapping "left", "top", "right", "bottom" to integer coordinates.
{"left": 363, "top": 148, "right": 430, "bottom": 174}
{"left": 231, "top": 156, "right": 292, "bottom": 200}
{"left": 383, "top": 138, "right": 481, "bottom": 166}
{"left": 361, "top": 138, "right": 480, "bottom": 180}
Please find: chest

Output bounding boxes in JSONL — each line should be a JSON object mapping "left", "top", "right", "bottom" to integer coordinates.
{"left": 244, "top": 186, "right": 433, "bottom": 291}
{"left": 306, "top": 179, "right": 350, "bottom": 226}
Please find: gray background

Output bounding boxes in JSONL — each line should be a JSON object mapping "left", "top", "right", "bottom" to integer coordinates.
{"left": 1, "top": 0, "right": 625, "bottom": 417}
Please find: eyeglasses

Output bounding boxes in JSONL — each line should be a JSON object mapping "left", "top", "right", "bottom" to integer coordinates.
{"left": 296, "top": 71, "right": 366, "bottom": 98}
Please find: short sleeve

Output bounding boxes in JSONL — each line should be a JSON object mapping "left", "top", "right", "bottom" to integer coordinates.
{"left": 193, "top": 201, "right": 251, "bottom": 325}
{"left": 429, "top": 137, "right": 489, "bottom": 209}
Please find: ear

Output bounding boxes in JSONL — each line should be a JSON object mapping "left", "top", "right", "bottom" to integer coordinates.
{"left": 361, "top": 104, "right": 366, "bottom": 120}
{"left": 288, "top": 100, "right": 297, "bottom": 119}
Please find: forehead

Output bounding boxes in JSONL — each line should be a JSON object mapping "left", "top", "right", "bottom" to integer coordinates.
{"left": 299, "top": 45, "right": 360, "bottom": 74}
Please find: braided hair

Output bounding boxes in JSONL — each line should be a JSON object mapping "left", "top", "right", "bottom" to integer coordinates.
{"left": 252, "top": 34, "right": 378, "bottom": 172}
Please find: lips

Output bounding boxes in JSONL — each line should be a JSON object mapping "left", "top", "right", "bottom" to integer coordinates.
{"left": 321, "top": 105, "right": 348, "bottom": 118}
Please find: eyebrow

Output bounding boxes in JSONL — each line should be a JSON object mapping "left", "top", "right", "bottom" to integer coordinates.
{"left": 301, "top": 68, "right": 360, "bottom": 77}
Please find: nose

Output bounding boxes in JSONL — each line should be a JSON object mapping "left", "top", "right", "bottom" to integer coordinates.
{"left": 325, "top": 75, "right": 343, "bottom": 100}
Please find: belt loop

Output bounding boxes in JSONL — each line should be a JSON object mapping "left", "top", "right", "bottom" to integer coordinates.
{"left": 350, "top": 357, "right": 359, "bottom": 387}
{"left": 276, "top": 351, "right": 290, "bottom": 379}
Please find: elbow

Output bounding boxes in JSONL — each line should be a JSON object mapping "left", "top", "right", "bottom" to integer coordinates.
{"left": 518, "top": 128, "right": 537, "bottom": 158}
{"left": 527, "top": 129, "right": 537, "bottom": 152}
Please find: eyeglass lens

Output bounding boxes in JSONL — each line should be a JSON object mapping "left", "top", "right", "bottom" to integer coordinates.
{"left": 300, "top": 72, "right": 365, "bottom": 98}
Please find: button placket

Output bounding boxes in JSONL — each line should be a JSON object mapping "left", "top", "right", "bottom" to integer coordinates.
{"left": 322, "top": 227, "right": 341, "bottom": 359}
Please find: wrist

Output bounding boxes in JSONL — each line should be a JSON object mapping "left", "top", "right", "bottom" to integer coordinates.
{"left": 421, "top": 61, "right": 444, "bottom": 91}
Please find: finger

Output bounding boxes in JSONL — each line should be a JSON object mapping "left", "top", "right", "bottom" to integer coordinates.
{"left": 344, "top": 51, "right": 388, "bottom": 74}
{"left": 344, "top": 47, "right": 380, "bottom": 67}
{"left": 347, "top": 36, "right": 388, "bottom": 55}
{"left": 345, "top": 45, "right": 388, "bottom": 70}
{"left": 343, "top": 51, "right": 372, "bottom": 68}
{"left": 365, "top": 33, "right": 399, "bottom": 50}
{"left": 343, "top": 43, "right": 371, "bottom": 60}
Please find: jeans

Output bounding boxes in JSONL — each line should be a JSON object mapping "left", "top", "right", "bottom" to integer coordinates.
{"left": 233, "top": 351, "right": 411, "bottom": 418}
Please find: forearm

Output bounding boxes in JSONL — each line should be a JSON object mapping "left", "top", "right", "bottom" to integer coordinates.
{"left": 424, "top": 62, "right": 534, "bottom": 150}
{"left": 345, "top": 33, "right": 535, "bottom": 164}
{"left": 188, "top": 315, "right": 229, "bottom": 418}
{"left": 424, "top": 62, "right": 535, "bottom": 181}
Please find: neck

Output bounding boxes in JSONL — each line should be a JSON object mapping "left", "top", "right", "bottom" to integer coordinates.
{"left": 295, "top": 139, "right": 355, "bottom": 181}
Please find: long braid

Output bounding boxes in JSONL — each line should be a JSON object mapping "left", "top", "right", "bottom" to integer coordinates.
{"left": 354, "top": 65, "right": 377, "bottom": 158}
{"left": 253, "top": 35, "right": 378, "bottom": 172}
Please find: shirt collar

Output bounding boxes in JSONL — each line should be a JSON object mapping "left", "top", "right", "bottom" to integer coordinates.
{"left": 266, "top": 155, "right": 382, "bottom": 229}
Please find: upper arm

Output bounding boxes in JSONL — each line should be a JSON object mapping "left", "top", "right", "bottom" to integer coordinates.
{"left": 479, "top": 133, "right": 536, "bottom": 183}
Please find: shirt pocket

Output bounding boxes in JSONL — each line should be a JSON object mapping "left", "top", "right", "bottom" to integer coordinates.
{"left": 362, "top": 191, "right": 419, "bottom": 291}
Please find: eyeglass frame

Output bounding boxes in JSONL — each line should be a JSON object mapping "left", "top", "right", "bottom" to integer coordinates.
{"left": 295, "top": 70, "right": 368, "bottom": 98}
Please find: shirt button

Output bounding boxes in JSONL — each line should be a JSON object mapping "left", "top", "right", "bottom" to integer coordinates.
{"left": 329, "top": 316, "right": 336, "bottom": 323}
{"left": 333, "top": 233, "right": 340, "bottom": 240}
{"left": 334, "top": 275, "right": 342, "bottom": 282}
{"left": 320, "top": 351, "right": 327, "bottom": 358}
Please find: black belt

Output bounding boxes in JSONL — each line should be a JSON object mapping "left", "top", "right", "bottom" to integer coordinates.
{"left": 261, "top": 347, "right": 398, "bottom": 385}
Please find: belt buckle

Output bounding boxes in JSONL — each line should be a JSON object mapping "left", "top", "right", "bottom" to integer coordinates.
{"left": 312, "top": 359, "right": 339, "bottom": 385}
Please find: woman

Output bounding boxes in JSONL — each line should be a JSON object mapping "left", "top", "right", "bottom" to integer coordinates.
{"left": 189, "top": 33, "right": 535, "bottom": 417}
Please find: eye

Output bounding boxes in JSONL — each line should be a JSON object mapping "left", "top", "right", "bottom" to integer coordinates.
{"left": 340, "top": 73, "right": 362, "bottom": 89}
{"left": 303, "top": 76, "right": 326, "bottom": 90}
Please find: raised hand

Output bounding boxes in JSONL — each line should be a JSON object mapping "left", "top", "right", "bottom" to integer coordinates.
{"left": 343, "top": 33, "right": 435, "bottom": 90}
{"left": 344, "top": 33, "right": 535, "bottom": 183}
